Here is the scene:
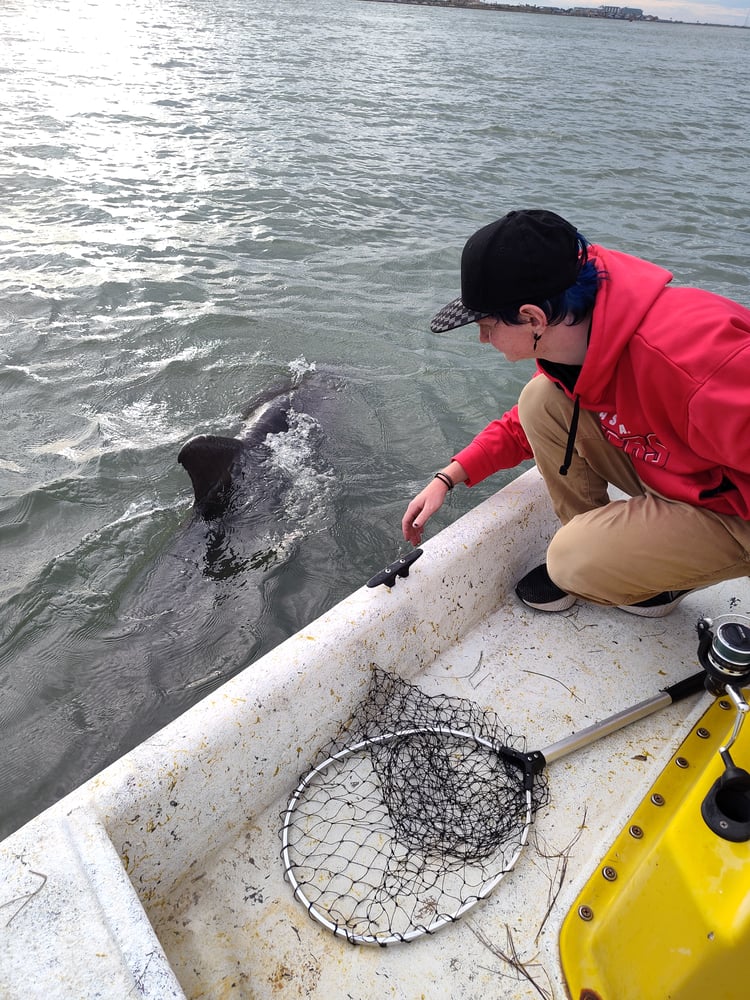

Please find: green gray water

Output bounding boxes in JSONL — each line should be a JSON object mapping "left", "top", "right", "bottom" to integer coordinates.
{"left": 0, "top": 0, "right": 748, "bottom": 838}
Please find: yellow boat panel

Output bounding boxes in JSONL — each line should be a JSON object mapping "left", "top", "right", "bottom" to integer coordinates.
{"left": 560, "top": 694, "right": 750, "bottom": 1000}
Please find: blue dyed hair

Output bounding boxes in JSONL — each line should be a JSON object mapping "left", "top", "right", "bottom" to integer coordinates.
{"left": 492, "top": 234, "right": 603, "bottom": 326}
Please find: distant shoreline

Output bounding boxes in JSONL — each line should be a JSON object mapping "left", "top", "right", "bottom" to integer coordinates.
{"left": 356, "top": 0, "right": 747, "bottom": 29}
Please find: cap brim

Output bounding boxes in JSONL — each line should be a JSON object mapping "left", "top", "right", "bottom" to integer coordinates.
{"left": 430, "top": 297, "right": 488, "bottom": 333}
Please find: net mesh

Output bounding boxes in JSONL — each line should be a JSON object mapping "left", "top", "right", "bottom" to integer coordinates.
{"left": 281, "top": 667, "right": 550, "bottom": 944}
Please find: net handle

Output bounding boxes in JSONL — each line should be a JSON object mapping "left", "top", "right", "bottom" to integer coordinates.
{"left": 280, "top": 672, "right": 706, "bottom": 945}
{"left": 541, "top": 670, "right": 706, "bottom": 766}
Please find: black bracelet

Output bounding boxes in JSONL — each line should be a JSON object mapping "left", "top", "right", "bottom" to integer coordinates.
{"left": 434, "top": 471, "right": 454, "bottom": 491}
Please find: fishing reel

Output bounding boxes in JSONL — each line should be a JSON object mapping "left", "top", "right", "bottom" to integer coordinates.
{"left": 696, "top": 614, "right": 750, "bottom": 695}
{"left": 696, "top": 614, "right": 750, "bottom": 842}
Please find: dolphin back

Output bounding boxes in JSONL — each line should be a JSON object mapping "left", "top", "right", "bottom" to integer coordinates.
{"left": 178, "top": 435, "right": 247, "bottom": 512}
{"left": 177, "top": 376, "right": 313, "bottom": 516}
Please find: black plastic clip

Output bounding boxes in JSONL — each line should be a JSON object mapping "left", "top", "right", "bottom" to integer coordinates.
{"left": 366, "top": 549, "right": 423, "bottom": 589}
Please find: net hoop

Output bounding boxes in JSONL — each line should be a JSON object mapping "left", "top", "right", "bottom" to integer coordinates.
{"left": 280, "top": 726, "right": 534, "bottom": 946}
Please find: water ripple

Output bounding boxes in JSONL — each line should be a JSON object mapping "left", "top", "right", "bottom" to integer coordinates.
{"left": 0, "top": 0, "right": 748, "bottom": 837}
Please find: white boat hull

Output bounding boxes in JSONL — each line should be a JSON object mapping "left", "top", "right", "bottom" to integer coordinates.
{"left": 2, "top": 468, "right": 746, "bottom": 999}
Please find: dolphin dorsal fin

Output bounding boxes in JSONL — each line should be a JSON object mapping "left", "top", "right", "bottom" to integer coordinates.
{"left": 177, "top": 434, "right": 245, "bottom": 507}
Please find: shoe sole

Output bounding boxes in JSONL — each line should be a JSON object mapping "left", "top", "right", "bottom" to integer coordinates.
{"left": 617, "top": 592, "right": 692, "bottom": 618}
{"left": 519, "top": 589, "right": 694, "bottom": 617}
{"left": 517, "top": 593, "right": 577, "bottom": 613}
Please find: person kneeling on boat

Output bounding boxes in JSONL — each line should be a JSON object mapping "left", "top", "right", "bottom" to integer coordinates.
{"left": 401, "top": 209, "right": 750, "bottom": 618}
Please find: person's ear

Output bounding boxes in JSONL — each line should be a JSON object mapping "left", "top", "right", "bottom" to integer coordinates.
{"left": 518, "top": 304, "right": 548, "bottom": 332}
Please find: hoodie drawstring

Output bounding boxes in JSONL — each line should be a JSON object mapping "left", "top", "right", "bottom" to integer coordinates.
{"left": 559, "top": 395, "right": 580, "bottom": 477}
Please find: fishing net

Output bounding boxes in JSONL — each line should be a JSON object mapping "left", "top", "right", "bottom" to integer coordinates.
{"left": 280, "top": 667, "right": 549, "bottom": 945}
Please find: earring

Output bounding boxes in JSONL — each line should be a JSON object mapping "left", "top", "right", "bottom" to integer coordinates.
{"left": 533, "top": 332, "right": 542, "bottom": 352}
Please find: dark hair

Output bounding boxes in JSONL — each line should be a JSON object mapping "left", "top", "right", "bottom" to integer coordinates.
{"left": 491, "top": 234, "right": 603, "bottom": 326}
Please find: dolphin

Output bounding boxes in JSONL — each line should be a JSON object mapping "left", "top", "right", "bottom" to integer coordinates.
{"left": 178, "top": 379, "right": 305, "bottom": 519}
{"left": 0, "top": 370, "right": 342, "bottom": 838}
{"left": 172, "top": 373, "right": 340, "bottom": 579}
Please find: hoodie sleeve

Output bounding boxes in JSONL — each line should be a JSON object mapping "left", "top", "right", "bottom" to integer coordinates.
{"left": 452, "top": 403, "right": 534, "bottom": 486}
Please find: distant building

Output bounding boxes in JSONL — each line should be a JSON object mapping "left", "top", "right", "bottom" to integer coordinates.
{"left": 599, "top": 4, "right": 645, "bottom": 15}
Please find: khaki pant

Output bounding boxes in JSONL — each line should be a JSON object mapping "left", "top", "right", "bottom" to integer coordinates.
{"left": 517, "top": 376, "right": 750, "bottom": 605}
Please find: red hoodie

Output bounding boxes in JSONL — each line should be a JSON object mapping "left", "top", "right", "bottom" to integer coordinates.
{"left": 453, "top": 245, "right": 750, "bottom": 519}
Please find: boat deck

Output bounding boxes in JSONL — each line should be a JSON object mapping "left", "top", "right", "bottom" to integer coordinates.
{"left": 150, "top": 583, "right": 741, "bottom": 1000}
{"left": 1, "top": 468, "right": 748, "bottom": 999}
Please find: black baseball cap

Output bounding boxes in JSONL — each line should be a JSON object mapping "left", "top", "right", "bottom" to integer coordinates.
{"left": 430, "top": 209, "right": 582, "bottom": 333}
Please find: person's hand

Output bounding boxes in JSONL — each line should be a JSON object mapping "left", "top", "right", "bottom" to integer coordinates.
{"left": 401, "top": 479, "right": 450, "bottom": 546}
